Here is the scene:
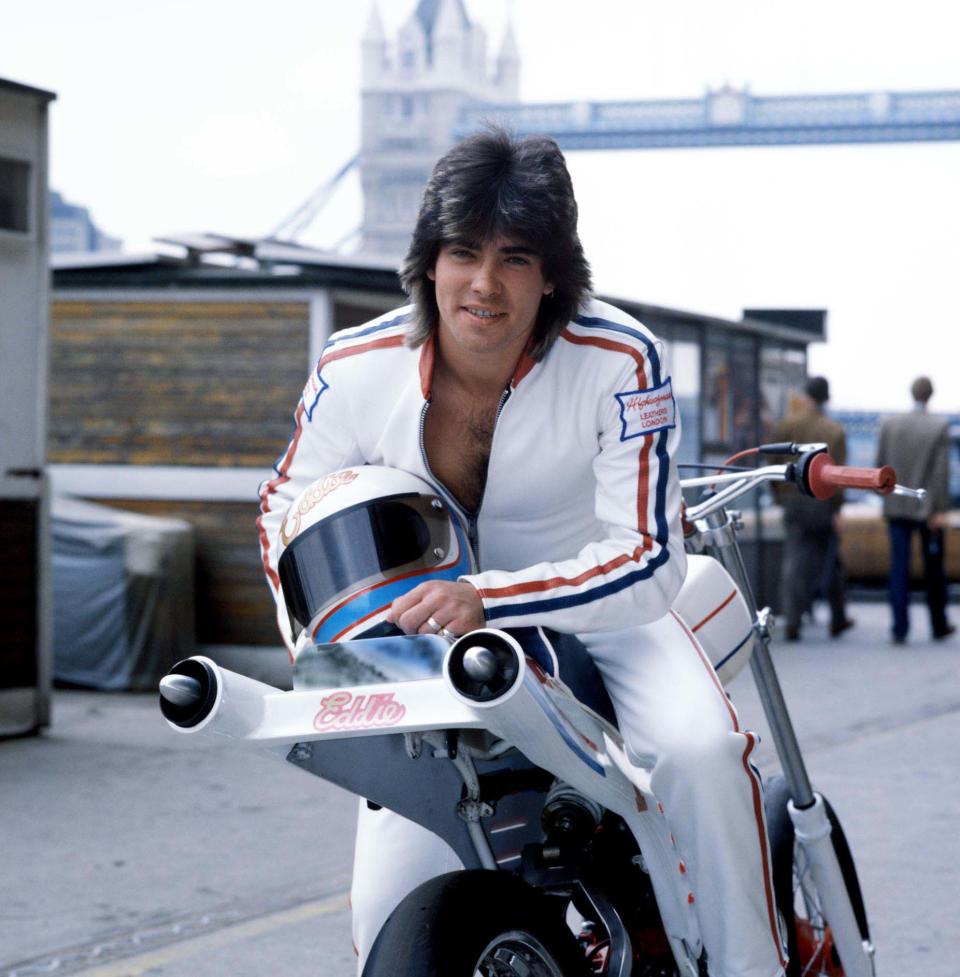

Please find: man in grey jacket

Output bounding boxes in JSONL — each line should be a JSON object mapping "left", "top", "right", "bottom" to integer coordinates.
{"left": 876, "top": 376, "right": 955, "bottom": 644}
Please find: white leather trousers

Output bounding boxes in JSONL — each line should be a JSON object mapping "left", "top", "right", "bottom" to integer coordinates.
{"left": 351, "top": 612, "right": 787, "bottom": 977}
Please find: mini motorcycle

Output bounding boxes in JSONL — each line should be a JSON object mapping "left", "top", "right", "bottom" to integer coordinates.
{"left": 160, "top": 444, "right": 921, "bottom": 976}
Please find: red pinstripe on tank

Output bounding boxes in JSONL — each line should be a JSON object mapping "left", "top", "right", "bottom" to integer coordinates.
{"left": 691, "top": 589, "right": 739, "bottom": 633}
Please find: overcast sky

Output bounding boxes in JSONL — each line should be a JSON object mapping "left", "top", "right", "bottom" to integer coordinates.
{"left": 3, "top": 0, "right": 960, "bottom": 411}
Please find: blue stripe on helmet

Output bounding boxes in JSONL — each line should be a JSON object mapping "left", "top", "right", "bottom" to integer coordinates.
{"left": 312, "top": 516, "right": 473, "bottom": 643}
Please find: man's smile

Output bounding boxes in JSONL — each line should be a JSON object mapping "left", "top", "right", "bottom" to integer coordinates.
{"left": 463, "top": 307, "right": 505, "bottom": 319}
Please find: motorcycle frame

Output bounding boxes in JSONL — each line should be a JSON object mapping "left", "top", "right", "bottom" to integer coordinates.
{"left": 162, "top": 455, "right": 893, "bottom": 977}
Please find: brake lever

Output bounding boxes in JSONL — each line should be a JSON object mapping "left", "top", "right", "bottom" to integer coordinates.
{"left": 892, "top": 485, "right": 927, "bottom": 501}
{"left": 755, "top": 441, "right": 828, "bottom": 456}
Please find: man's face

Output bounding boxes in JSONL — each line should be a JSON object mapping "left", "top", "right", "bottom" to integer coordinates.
{"left": 427, "top": 235, "right": 554, "bottom": 361}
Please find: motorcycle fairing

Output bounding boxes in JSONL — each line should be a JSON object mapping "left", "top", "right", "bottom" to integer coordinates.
{"left": 161, "top": 641, "right": 704, "bottom": 975}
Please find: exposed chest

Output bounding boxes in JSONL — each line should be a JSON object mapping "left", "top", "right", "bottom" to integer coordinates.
{"left": 422, "top": 392, "right": 504, "bottom": 513}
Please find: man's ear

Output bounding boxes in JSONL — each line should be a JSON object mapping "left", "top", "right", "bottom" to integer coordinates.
{"left": 543, "top": 282, "right": 555, "bottom": 297}
{"left": 427, "top": 267, "right": 436, "bottom": 281}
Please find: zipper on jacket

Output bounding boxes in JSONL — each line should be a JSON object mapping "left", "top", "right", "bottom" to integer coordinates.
{"left": 418, "top": 387, "right": 512, "bottom": 569}
{"left": 467, "top": 387, "right": 511, "bottom": 566}
{"left": 418, "top": 400, "right": 466, "bottom": 524}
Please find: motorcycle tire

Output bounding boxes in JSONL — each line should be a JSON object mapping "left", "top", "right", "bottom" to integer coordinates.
{"left": 361, "top": 869, "right": 589, "bottom": 977}
{"left": 764, "top": 776, "right": 871, "bottom": 977}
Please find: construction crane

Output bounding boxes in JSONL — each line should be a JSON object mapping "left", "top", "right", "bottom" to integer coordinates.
{"left": 267, "top": 154, "right": 359, "bottom": 243}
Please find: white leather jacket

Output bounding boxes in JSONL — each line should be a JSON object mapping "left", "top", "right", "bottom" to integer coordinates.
{"left": 258, "top": 298, "right": 686, "bottom": 646}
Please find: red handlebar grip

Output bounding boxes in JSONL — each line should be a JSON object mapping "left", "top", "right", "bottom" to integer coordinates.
{"left": 807, "top": 453, "right": 896, "bottom": 499}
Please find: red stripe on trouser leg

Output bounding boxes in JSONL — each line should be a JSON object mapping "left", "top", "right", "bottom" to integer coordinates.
{"left": 741, "top": 731, "right": 789, "bottom": 970}
{"left": 670, "top": 611, "right": 787, "bottom": 970}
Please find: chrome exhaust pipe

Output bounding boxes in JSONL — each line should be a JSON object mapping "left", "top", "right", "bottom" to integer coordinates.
{"left": 444, "top": 629, "right": 524, "bottom": 704}
{"left": 159, "top": 658, "right": 220, "bottom": 729}
{"left": 159, "top": 656, "right": 279, "bottom": 738}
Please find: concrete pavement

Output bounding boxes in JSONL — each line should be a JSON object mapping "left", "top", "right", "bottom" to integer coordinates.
{"left": 1, "top": 600, "right": 958, "bottom": 976}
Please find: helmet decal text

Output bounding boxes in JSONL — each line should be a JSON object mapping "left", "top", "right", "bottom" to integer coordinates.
{"left": 281, "top": 470, "right": 359, "bottom": 546}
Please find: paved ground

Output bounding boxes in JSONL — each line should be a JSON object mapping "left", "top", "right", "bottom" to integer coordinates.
{"left": 2, "top": 601, "right": 958, "bottom": 977}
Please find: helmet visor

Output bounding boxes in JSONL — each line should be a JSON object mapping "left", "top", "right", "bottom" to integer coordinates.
{"left": 278, "top": 493, "right": 455, "bottom": 640}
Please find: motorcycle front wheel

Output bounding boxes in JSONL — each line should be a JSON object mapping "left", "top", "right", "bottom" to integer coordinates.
{"left": 361, "top": 870, "right": 588, "bottom": 977}
{"left": 764, "top": 777, "right": 871, "bottom": 977}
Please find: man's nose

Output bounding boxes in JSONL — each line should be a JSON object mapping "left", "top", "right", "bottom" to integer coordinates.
{"left": 470, "top": 261, "right": 501, "bottom": 297}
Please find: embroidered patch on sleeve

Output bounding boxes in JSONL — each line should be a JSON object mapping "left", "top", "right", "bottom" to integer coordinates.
{"left": 614, "top": 378, "right": 676, "bottom": 441}
{"left": 301, "top": 369, "right": 329, "bottom": 421}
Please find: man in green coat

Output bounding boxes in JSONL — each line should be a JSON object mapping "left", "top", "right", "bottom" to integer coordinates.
{"left": 774, "top": 376, "right": 854, "bottom": 641}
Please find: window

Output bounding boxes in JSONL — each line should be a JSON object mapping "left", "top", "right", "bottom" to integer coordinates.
{"left": 661, "top": 338, "right": 700, "bottom": 467}
{"left": 0, "top": 157, "right": 30, "bottom": 233}
{"left": 759, "top": 345, "right": 807, "bottom": 441}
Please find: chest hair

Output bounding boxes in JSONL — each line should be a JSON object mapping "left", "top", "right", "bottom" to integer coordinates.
{"left": 425, "top": 397, "right": 501, "bottom": 513}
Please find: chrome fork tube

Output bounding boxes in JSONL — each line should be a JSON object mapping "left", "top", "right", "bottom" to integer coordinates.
{"left": 696, "top": 510, "right": 814, "bottom": 807}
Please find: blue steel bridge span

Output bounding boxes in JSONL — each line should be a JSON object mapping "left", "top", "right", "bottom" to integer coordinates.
{"left": 273, "top": 87, "right": 960, "bottom": 243}
{"left": 454, "top": 87, "right": 960, "bottom": 150}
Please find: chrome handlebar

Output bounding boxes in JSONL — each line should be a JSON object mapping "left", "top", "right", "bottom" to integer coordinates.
{"left": 681, "top": 464, "right": 926, "bottom": 524}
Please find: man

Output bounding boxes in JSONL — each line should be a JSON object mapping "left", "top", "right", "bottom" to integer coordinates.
{"left": 876, "top": 376, "right": 955, "bottom": 644}
{"left": 258, "top": 128, "right": 786, "bottom": 977}
{"left": 773, "top": 376, "right": 854, "bottom": 642}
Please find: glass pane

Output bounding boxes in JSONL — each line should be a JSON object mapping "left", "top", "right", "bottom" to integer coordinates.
{"left": 668, "top": 339, "right": 700, "bottom": 466}
{"left": 0, "top": 157, "right": 30, "bottom": 233}
{"left": 703, "top": 341, "right": 732, "bottom": 452}
{"left": 730, "top": 341, "right": 757, "bottom": 454}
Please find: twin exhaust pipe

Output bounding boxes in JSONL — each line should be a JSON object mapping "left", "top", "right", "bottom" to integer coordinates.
{"left": 159, "top": 629, "right": 526, "bottom": 731}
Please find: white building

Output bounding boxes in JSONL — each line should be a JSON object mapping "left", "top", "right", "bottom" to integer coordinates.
{"left": 359, "top": 0, "right": 520, "bottom": 258}
{"left": 0, "top": 76, "right": 56, "bottom": 735}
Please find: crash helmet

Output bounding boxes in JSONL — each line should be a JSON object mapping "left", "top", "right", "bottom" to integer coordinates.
{"left": 276, "top": 466, "right": 475, "bottom": 656}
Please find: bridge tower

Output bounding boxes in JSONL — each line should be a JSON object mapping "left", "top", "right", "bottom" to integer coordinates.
{"left": 359, "top": 0, "right": 519, "bottom": 259}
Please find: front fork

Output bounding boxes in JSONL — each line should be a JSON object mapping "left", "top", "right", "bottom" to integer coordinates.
{"left": 693, "top": 511, "right": 876, "bottom": 977}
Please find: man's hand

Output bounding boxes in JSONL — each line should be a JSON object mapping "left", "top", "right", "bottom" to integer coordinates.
{"left": 929, "top": 512, "right": 948, "bottom": 531}
{"left": 386, "top": 580, "right": 485, "bottom": 637}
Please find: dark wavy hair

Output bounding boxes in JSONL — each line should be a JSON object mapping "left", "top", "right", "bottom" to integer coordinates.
{"left": 399, "top": 126, "right": 592, "bottom": 360}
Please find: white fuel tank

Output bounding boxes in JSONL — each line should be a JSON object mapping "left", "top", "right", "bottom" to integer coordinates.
{"left": 672, "top": 555, "right": 755, "bottom": 685}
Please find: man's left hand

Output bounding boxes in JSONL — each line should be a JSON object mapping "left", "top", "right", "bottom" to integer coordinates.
{"left": 386, "top": 580, "right": 485, "bottom": 637}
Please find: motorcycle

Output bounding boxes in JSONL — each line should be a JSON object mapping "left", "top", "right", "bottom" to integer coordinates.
{"left": 159, "top": 444, "right": 920, "bottom": 976}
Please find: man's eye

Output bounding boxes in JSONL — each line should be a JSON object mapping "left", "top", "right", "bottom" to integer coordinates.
{"left": 450, "top": 248, "right": 473, "bottom": 259}
{"left": 506, "top": 255, "right": 530, "bottom": 266}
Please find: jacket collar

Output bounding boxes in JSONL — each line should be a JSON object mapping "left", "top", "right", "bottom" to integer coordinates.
{"left": 418, "top": 333, "right": 538, "bottom": 401}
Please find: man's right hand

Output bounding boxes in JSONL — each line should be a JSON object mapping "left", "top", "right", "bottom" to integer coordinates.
{"left": 385, "top": 580, "right": 486, "bottom": 637}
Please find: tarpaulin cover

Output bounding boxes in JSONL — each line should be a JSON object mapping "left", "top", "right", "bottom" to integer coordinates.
{"left": 52, "top": 496, "right": 196, "bottom": 690}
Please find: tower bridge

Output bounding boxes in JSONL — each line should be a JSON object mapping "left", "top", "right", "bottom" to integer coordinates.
{"left": 277, "top": 0, "right": 960, "bottom": 257}
{"left": 456, "top": 87, "right": 960, "bottom": 151}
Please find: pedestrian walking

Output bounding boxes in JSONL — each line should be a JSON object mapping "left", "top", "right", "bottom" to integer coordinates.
{"left": 774, "top": 376, "right": 854, "bottom": 641}
{"left": 876, "top": 376, "right": 955, "bottom": 644}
